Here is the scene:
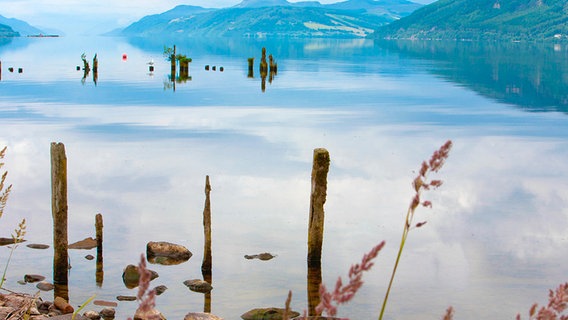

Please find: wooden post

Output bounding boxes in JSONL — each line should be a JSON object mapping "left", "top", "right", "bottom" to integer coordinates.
{"left": 95, "top": 213, "right": 104, "bottom": 287}
{"left": 201, "top": 175, "right": 212, "bottom": 274}
{"left": 307, "top": 148, "right": 330, "bottom": 265}
{"left": 201, "top": 176, "right": 213, "bottom": 314}
{"left": 51, "top": 142, "right": 68, "bottom": 300}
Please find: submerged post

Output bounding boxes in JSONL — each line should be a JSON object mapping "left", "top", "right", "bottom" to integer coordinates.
{"left": 51, "top": 142, "right": 68, "bottom": 300}
{"left": 307, "top": 148, "right": 330, "bottom": 265}
{"left": 201, "top": 175, "right": 212, "bottom": 275}
{"left": 95, "top": 213, "right": 104, "bottom": 287}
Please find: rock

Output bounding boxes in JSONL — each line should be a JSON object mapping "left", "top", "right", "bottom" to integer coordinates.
{"left": 83, "top": 310, "right": 101, "bottom": 319}
{"left": 0, "top": 237, "right": 26, "bottom": 246}
{"left": 183, "top": 279, "right": 213, "bottom": 293}
{"left": 116, "top": 295, "right": 137, "bottom": 301}
{"left": 93, "top": 300, "right": 118, "bottom": 307}
{"left": 24, "top": 274, "right": 46, "bottom": 283}
{"left": 99, "top": 307, "right": 115, "bottom": 319}
{"left": 146, "top": 241, "right": 192, "bottom": 265}
{"left": 241, "top": 307, "right": 299, "bottom": 320}
{"left": 69, "top": 237, "right": 97, "bottom": 249}
{"left": 122, "top": 264, "right": 159, "bottom": 289}
{"left": 85, "top": 254, "right": 95, "bottom": 260}
{"left": 133, "top": 308, "right": 164, "bottom": 320}
{"left": 244, "top": 253, "right": 276, "bottom": 261}
{"left": 184, "top": 312, "right": 224, "bottom": 320}
{"left": 36, "top": 281, "right": 55, "bottom": 291}
{"left": 153, "top": 285, "right": 168, "bottom": 295}
{"left": 27, "top": 243, "right": 50, "bottom": 249}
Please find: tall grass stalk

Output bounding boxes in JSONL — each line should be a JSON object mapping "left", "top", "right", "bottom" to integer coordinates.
{"left": 0, "top": 146, "right": 12, "bottom": 218}
{"left": 0, "top": 219, "right": 26, "bottom": 288}
{"left": 378, "top": 140, "right": 453, "bottom": 320}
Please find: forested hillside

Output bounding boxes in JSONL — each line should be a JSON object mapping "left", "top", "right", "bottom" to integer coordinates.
{"left": 373, "top": 0, "right": 568, "bottom": 41}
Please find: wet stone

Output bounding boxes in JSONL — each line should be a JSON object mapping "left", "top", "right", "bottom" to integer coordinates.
{"left": 116, "top": 295, "right": 136, "bottom": 301}
{"left": 183, "top": 279, "right": 212, "bottom": 293}
{"left": 36, "top": 281, "right": 55, "bottom": 291}
{"left": 99, "top": 307, "right": 115, "bottom": 318}
{"left": 27, "top": 243, "right": 50, "bottom": 249}
{"left": 184, "top": 312, "right": 223, "bottom": 320}
{"left": 94, "top": 300, "right": 118, "bottom": 307}
{"left": 69, "top": 237, "right": 97, "bottom": 249}
{"left": 153, "top": 285, "right": 168, "bottom": 295}
{"left": 241, "top": 307, "right": 299, "bottom": 320}
{"left": 146, "top": 241, "right": 192, "bottom": 265}
{"left": 122, "top": 264, "right": 159, "bottom": 289}
{"left": 85, "top": 254, "right": 95, "bottom": 260}
{"left": 244, "top": 253, "right": 276, "bottom": 261}
{"left": 24, "top": 274, "right": 46, "bottom": 283}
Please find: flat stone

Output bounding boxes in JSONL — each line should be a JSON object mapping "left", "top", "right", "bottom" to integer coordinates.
{"left": 244, "top": 253, "right": 276, "bottom": 261}
{"left": 27, "top": 243, "right": 50, "bottom": 249}
{"left": 93, "top": 300, "right": 118, "bottom": 307}
{"left": 116, "top": 295, "right": 136, "bottom": 301}
{"left": 0, "top": 237, "right": 26, "bottom": 246}
{"left": 85, "top": 254, "right": 95, "bottom": 260}
{"left": 69, "top": 237, "right": 97, "bottom": 249}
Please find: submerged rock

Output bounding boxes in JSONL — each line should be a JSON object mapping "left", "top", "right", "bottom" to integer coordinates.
{"left": 116, "top": 295, "right": 136, "bottom": 301}
{"left": 184, "top": 312, "right": 224, "bottom": 320}
{"left": 241, "top": 307, "right": 299, "bottom": 320}
{"left": 153, "top": 285, "right": 168, "bottom": 295}
{"left": 244, "top": 253, "right": 276, "bottom": 261}
{"left": 122, "top": 264, "right": 159, "bottom": 289}
{"left": 183, "top": 279, "right": 213, "bottom": 293}
{"left": 147, "top": 241, "right": 192, "bottom": 265}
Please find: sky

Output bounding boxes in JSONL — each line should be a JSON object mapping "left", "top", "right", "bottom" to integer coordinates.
{"left": 1, "top": 0, "right": 436, "bottom": 35}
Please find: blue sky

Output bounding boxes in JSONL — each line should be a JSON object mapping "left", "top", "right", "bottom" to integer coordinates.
{"left": 1, "top": 0, "right": 436, "bottom": 35}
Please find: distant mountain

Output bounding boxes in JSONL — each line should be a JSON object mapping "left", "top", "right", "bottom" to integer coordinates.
{"left": 372, "top": 0, "right": 568, "bottom": 41}
{"left": 0, "top": 23, "right": 19, "bottom": 37}
{"left": 119, "top": 0, "right": 422, "bottom": 38}
{"left": 0, "top": 14, "right": 43, "bottom": 36}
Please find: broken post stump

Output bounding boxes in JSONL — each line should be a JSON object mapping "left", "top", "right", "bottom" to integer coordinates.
{"left": 307, "top": 148, "right": 330, "bottom": 266}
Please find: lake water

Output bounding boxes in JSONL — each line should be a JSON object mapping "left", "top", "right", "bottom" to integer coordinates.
{"left": 0, "top": 36, "right": 567, "bottom": 320}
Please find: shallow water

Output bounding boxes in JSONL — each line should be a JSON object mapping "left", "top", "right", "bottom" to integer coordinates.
{"left": 0, "top": 36, "right": 567, "bottom": 319}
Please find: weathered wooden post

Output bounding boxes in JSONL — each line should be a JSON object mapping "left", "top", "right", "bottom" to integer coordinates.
{"left": 247, "top": 58, "right": 254, "bottom": 78}
{"left": 51, "top": 142, "right": 69, "bottom": 301}
{"left": 92, "top": 54, "right": 98, "bottom": 72}
{"left": 307, "top": 148, "right": 330, "bottom": 265}
{"left": 95, "top": 213, "right": 104, "bottom": 287}
{"left": 201, "top": 175, "right": 213, "bottom": 313}
{"left": 307, "top": 148, "right": 330, "bottom": 316}
{"left": 202, "top": 175, "right": 212, "bottom": 274}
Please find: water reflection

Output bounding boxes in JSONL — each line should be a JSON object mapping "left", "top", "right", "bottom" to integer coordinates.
{"left": 375, "top": 39, "right": 568, "bottom": 112}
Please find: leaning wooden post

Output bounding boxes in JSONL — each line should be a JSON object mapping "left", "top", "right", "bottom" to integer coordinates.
{"left": 51, "top": 142, "right": 69, "bottom": 300}
{"left": 307, "top": 148, "right": 330, "bottom": 265}
{"left": 95, "top": 213, "right": 104, "bottom": 287}
{"left": 201, "top": 175, "right": 212, "bottom": 275}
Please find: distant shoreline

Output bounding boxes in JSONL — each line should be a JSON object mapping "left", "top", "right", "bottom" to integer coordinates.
{"left": 27, "top": 34, "right": 59, "bottom": 38}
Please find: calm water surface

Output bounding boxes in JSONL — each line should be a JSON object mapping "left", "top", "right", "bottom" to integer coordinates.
{"left": 0, "top": 36, "right": 567, "bottom": 319}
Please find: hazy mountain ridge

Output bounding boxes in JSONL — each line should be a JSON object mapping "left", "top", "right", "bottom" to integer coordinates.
{"left": 372, "top": 0, "right": 568, "bottom": 41}
{"left": 0, "top": 14, "right": 43, "bottom": 36}
{"left": 120, "top": 0, "right": 422, "bottom": 38}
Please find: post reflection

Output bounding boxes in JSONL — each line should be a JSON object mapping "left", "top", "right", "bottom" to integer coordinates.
{"left": 95, "top": 213, "right": 104, "bottom": 287}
